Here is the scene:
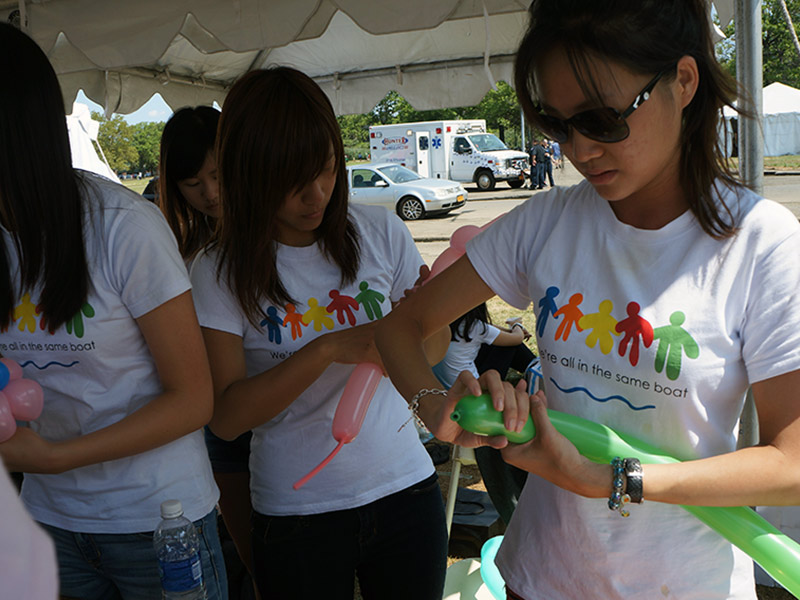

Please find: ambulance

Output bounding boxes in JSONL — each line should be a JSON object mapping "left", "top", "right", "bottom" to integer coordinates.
{"left": 368, "top": 120, "right": 529, "bottom": 191}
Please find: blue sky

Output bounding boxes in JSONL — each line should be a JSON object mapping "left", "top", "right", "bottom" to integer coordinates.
{"left": 76, "top": 90, "right": 174, "bottom": 124}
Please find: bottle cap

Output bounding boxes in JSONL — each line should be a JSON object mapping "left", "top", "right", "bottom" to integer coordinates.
{"left": 160, "top": 499, "right": 184, "bottom": 519}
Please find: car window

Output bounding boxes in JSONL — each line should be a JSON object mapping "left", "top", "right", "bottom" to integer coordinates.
{"left": 453, "top": 137, "right": 471, "bottom": 154}
{"left": 467, "top": 133, "right": 508, "bottom": 152}
{"left": 377, "top": 165, "right": 421, "bottom": 184}
{"left": 351, "top": 169, "right": 376, "bottom": 188}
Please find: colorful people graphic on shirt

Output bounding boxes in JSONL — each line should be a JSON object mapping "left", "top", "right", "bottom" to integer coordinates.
{"left": 553, "top": 293, "right": 584, "bottom": 341}
{"left": 327, "top": 290, "right": 359, "bottom": 326}
{"left": 537, "top": 286, "right": 560, "bottom": 337}
{"left": 302, "top": 298, "right": 335, "bottom": 332}
{"left": 65, "top": 302, "right": 95, "bottom": 339}
{"left": 578, "top": 299, "right": 619, "bottom": 355}
{"left": 14, "top": 293, "right": 38, "bottom": 333}
{"left": 284, "top": 303, "right": 304, "bottom": 340}
{"left": 653, "top": 311, "right": 699, "bottom": 380}
{"left": 615, "top": 302, "right": 654, "bottom": 367}
{"left": 261, "top": 306, "right": 285, "bottom": 344}
{"left": 355, "top": 281, "right": 385, "bottom": 320}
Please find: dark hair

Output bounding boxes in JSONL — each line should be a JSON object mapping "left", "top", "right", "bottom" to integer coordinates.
{"left": 216, "top": 66, "right": 359, "bottom": 324}
{"left": 514, "top": 0, "right": 744, "bottom": 238}
{"left": 158, "top": 106, "right": 220, "bottom": 259}
{"left": 450, "top": 303, "right": 491, "bottom": 343}
{"left": 0, "top": 23, "right": 88, "bottom": 331}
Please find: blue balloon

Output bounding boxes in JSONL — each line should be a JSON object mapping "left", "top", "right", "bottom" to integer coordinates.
{"left": 480, "top": 535, "right": 505, "bottom": 600}
{"left": 0, "top": 362, "right": 9, "bottom": 390}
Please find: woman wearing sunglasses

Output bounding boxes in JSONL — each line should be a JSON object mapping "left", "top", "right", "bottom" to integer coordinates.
{"left": 375, "top": 1, "right": 800, "bottom": 599}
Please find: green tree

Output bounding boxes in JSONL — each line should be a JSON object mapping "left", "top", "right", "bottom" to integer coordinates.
{"left": 93, "top": 112, "right": 138, "bottom": 173}
{"left": 132, "top": 121, "right": 165, "bottom": 173}
{"left": 718, "top": 0, "right": 800, "bottom": 88}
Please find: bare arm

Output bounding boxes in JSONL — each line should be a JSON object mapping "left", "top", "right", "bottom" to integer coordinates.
{"left": 0, "top": 291, "right": 214, "bottom": 474}
{"left": 205, "top": 318, "right": 450, "bottom": 441}
{"left": 375, "top": 255, "right": 530, "bottom": 448}
{"left": 501, "top": 369, "right": 800, "bottom": 506}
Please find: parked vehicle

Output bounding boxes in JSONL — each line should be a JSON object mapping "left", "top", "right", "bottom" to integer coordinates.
{"left": 369, "top": 120, "right": 528, "bottom": 191}
{"left": 347, "top": 163, "right": 466, "bottom": 221}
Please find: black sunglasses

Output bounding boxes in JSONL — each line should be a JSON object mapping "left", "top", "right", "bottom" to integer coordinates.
{"left": 531, "top": 69, "right": 669, "bottom": 144}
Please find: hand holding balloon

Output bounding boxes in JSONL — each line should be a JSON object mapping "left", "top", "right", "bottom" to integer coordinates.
{"left": 450, "top": 392, "right": 800, "bottom": 596}
{"left": 293, "top": 362, "right": 383, "bottom": 490}
{"left": 0, "top": 358, "right": 44, "bottom": 443}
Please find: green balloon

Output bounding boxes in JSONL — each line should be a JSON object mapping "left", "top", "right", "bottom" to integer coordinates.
{"left": 450, "top": 393, "right": 800, "bottom": 596}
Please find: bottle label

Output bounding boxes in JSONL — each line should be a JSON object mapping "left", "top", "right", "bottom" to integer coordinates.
{"left": 158, "top": 554, "right": 203, "bottom": 592}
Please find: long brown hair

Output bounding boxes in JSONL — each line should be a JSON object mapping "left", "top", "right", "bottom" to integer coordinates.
{"left": 515, "top": 0, "right": 746, "bottom": 238}
{"left": 216, "top": 67, "right": 359, "bottom": 324}
{"left": 158, "top": 106, "right": 220, "bottom": 259}
{"left": 0, "top": 23, "right": 88, "bottom": 331}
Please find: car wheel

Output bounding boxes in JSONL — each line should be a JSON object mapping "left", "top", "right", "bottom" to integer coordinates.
{"left": 508, "top": 180, "right": 524, "bottom": 189}
{"left": 397, "top": 196, "right": 425, "bottom": 221}
{"left": 476, "top": 170, "right": 496, "bottom": 191}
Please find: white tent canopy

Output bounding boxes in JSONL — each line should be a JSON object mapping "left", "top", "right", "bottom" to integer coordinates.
{"left": 1, "top": 0, "right": 734, "bottom": 117}
{"left": 1, "top": 0, "right": 532, "bottom": 116}
{"left": 724, "top": 82, "right": 800, "bottom": 156}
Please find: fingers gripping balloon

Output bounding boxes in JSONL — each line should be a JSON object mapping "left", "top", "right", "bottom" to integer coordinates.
{"left": 451, "top": 394, "right": 800, "bottom": 597}
{"left": 0, "top": 358, "right": 44, "bottom": 443}
{"left": 293, "top": 362, "right": 383, "bottom": 490}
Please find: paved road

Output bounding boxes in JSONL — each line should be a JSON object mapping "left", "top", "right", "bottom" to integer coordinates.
{"left": 408, "top": 160, "right": 800, "bottom": 265}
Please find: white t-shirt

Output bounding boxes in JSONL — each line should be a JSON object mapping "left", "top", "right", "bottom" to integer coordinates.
{"left": 467, "top": 180, "right": 800, "bottom": 600}
{"left": 0, "top": 462, "right": 57, "bottom": 599}
{"left": 435, "top": 321, "right": 501, "bottom": 388}
{"left": 0, "top": 172, "right": 218, "bottom": 533}
{"left": 191, "top": 204, "right": 434, "bottom": 515}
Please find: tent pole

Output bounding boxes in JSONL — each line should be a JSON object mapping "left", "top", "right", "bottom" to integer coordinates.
{"left": 735, "top": 0, "right": 762, "bottom": 450}
{"left": 17, "top": 0, "right": 27, "bottom": 32}
{"left": 735, "top": 0, "right": 764, "bottom": 195}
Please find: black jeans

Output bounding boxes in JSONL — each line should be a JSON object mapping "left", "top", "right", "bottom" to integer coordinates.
{"left": 251, "top": 473, "right": 447, "bottom": 600}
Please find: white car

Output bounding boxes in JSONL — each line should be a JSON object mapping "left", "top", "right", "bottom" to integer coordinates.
{"left": 347, "top": 163, "right": 467, "bottom": 221}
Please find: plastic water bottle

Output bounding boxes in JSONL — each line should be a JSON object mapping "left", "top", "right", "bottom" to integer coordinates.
{"left": 153, "top": 499, "right": 207, "bottom": 600}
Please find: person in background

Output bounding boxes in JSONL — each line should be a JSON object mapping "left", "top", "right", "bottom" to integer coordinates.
{"left": 531, "top": 139, "right": 547, "bottom": 189}
{"left": 375, "top": 0, "right": 800, "bottom": 598}
{"left": 0, "top": 23, "right": 226, "bottom": 600}
{"left": 191, "top": 66, "right": 450, "bottom": 600}
{"left": 159, "top": 106, "right": 258, "bottom": 596}
{"left": 432, "top": 303, "right": 528, "bottom": 390}
{"left": 541, "top": 139, "right": 555, "bottom": 187}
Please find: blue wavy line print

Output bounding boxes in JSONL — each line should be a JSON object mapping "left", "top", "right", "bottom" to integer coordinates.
{"left": 19, "top": 360, "right": 79, "bottom": 370}
{"left": 549, "top": 377, "right": 655, "bottom": 411}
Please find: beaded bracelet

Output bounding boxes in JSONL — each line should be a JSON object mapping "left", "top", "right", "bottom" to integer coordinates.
{"left": 608, "top": 456, "right": 631, "bottom": 517}
{"left": 398, "top": 388, "right": 449, "bottom": 433}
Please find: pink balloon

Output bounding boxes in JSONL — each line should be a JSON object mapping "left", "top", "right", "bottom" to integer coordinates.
{"left": 4, "top": 378, "right": 44, "bottom": 421}
{"left": 294, "top": 362, "right": 383, "bottom": 490}
{"left": 0, "top": 358, "right": 23, "bottom": 382}
{"left": 0, "top": 392, "right": 17, "bottom": 443}
{"left": 332, "top": 362, "right": 383, "bottom": 443}
{"left": 426, "top": 247, "right": 462, "bottom": 282}
{"left": 449, "top": 225, "right": 482, "bottom": 253}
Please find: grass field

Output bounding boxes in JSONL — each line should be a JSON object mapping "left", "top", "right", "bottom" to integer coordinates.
{"left": 121, "top": 178, "right": 149, "bottom": 195}
{"left": 728, "top": 154, "right": 800, "bottom": 171}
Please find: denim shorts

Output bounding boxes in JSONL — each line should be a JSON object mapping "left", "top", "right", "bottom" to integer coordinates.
{"left": 41, "top": 508, "right": 228, "bottom": 600}
{"left": 251, "top": 472, "right": 447, "bottom": 600}
{"left": 204, "top": 426, "right": 252, "bottom": 474}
